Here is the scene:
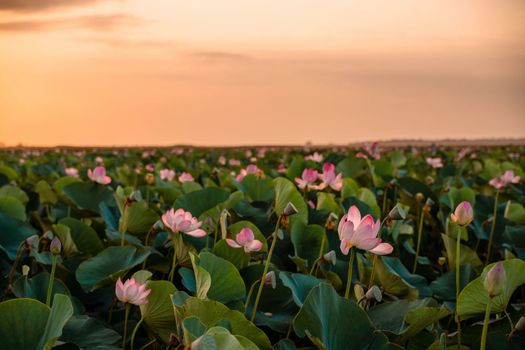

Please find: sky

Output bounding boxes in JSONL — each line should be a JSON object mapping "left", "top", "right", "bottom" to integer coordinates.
{"left": 0, "top": 0, "right": 524, "bottom": 146}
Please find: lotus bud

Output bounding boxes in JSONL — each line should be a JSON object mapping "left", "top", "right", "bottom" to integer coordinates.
{"left": 145, "top": 173, "right": 155, "bottom": 185}
{"left": 264, "top": 271, "right": 276, "bottom": 289}
{"left": 322, "top": 250, "right": 337, "bottom": 266}
{"left": 50, "top": 236, "right": 62, "bottom": 255}
{"left": 438, "top": 257, "right": 447, "bottom": 266}
{"left": 515, "top": 316, "right": 525, "bottom": 332}
{"left": 365, "top": 285, "right": 382, "bottom": 302}
{"left": 483, "top": 261, "right": 506, "bottom": 298}
{"left": 388, "top": 204, "right": 406, "bottom": 220}
{"left": 451, "top": 201, "right": 474, "bottom": 226}
{"left": 283, "top": 202, "right": 298, "bottom": 216}
{"left": 22, "top": 265, "right": 30, "bottom": 276}
{"left": 354, "top": 284, "right": 365, "bottom": 301}
{"left": 415, "top": 193, "right": 424, "bottom": 202}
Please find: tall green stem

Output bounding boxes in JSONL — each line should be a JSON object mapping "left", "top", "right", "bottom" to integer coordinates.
{"left": 168, "top": 233, "right": 179, "bottom": 283}
{"left": 412, "top": 208, "right": 425, "bottom": 274}
{"left": 310, "top": 235, "right": 326, "bottom": 275}
{"left": 130, "top": 317, "right": 143, "bottom": 350}
{"left": 480, "top": 299, "right": 492, "bottom": 350}
{"left": 455, "top": 226, "right": 465, "bottom": 349}
{"left": 486, "top": 191, "right": 499, "bottom": 264}
{"left": 46, "top": 254, "right": 57, "bottom": 306}
{"left": 344, "top": 247, "right": 356, "bottom": 299}
{"left": 250, "top": 216, "right": 281, "bottom": 322}
{"left": 120, "top": 204, "right": 129, "bottom": 246}
{"left": 122, "top": 303, "right": 131, "bottom": 350}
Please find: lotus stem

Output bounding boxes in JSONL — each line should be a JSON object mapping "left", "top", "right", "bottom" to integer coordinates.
{"left": 7, "top": 241, "right": 25, "bottom": 287}
{"left": 120, "top": 204, "right": 129, "bottom": 246}
{"left": 310, "top": 235, "right": 326, "bottom": 275}
{"left": 412, "top": 207, "right": 425, "bottom": 274}
{"left": 480, "top": 299, "right": 492, "bottom": 350}
{"left": 368, "top": 217, "right": 389, "bottom": 289}
{"left": 486, "top": 191, "right": 499, "bottom": 264}
{"left": 122, "top": 303, "right": 131, "bottom": 350}
{"left": 244, "top": 278, "right": 260, "bottom": 310}
{"left": 455, "top": 226, "right": 464, "bottom": 349}
{"left": 250, "top": 215, "right": 281, "bottom": 322}
{"left": 45, "top": 254, "right": 57, "bottom": 307}
{"left": 344, "top": 247, "right": 356, "bottom": 299}
{"left": 130, "top": 317, "right": 143, "bottom": 350}
{"left": 168, "top": 233, "right": 179, "bottom": 283}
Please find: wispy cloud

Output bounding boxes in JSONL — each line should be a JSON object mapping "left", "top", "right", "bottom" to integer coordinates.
{"left": 0, "top": 14, "right": 141, "bottom": 32}
{"left": 0, "top": 0, "right": 114, "bottom": 12}
{"left": 188, "top": 51, "right": 254, "bottom": 62}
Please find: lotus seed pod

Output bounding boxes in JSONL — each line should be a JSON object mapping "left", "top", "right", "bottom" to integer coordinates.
{"left": 22, "top": 265, "right": 30, "bottom": 276}
{"left": 388, "top": 204, "right": 406, "bottom": 220}
{"left": 322, "top": 250, "right": 337, "bottom": 266}
{"left": 50, "top": 236, "right": 62, "bottom": 255}
{"left": 515, "top": 316, "right": 525, "bottom": 332}
{"left": 145, "top": 173, "right": 155, "bottom": 185}
{"left": 483, "top": 262, "right": 506, "bottom": 298}
{"left": 354, "top": 284, "right": 365, "bottom": 301}
{"left": 365, "top": 285, "right": 382, "bottom": 302}
{"left": 283, "top": 202, "right": 298, "bottom": 216}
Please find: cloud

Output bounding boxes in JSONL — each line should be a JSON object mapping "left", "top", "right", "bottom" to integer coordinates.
{"left": 0, "top": 0, "right": 111, "bottom": 12}
{"left": 80, "top": 37, "right": 176, "bottom": 48}
{"left": 0, "top": 14, "right": 141, "bottom": 32}
{"left": 188, "top": 51, "right": 253, "bottom": 62}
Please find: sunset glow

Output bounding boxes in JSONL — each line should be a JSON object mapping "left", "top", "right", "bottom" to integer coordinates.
{"left": 1, "top": 0, "right": 524, "bottom": 146}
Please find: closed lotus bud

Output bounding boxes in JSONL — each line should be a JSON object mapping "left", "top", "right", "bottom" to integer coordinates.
{"left": 515, "top": 316, "right": 525, "bottom": 332}
{"left": 388, "top": 204, "right": 406, "bottom": 220}
{"left": 264, "top": 271, "right": 276, "bottom": 289}
{"left": 22, "top": 265, "right": 30, "bottom": 276}
{"left": 322, "top": 250, "right": 337, "bottom": 266}
{"left": 354, "top": 284, "right": 365, "bottom": 301}
{"left": 484, "top": 262, "right": 506, "bottom": 298}
{"left": 50, "top": 236, "right": 62, "bottom": 255}
{"left": 366, "top": 285, "right": 382, "bottom": 302}
{"left": 283, "top": 202, "right": 298, "bottom": 216}
{"left": 415, "top": 193, "right": 424, "bottom": 202}
{"left": 145, "top": 173, "right": 155, "bottom": 185}
{"left": 451, "top": 201, "right": 474, "bottom": 226}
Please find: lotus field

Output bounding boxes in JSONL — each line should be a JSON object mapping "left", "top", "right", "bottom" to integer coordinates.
{"left": 1, "top": 145, "right": 525, "bottom": 350}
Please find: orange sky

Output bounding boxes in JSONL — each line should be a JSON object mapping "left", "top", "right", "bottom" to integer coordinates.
{"left": 1, "top": 0, "right": 524, "bottom": 146}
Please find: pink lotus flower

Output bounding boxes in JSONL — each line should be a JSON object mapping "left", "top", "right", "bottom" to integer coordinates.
{"left": 451, "top": 201, "right": 474, "bottom": 226}
{"left": 426, "top": 157, "right": 443, "bottom": 168}
{"left": 87, "top": 166, "right": 111, "bottom": 185}
{"left": 236, "top": 164, "right": 260, "bottom": 182}
{"left": 226, "top": 227, "right": 262, "bottom": 253}
{"left": 295, "top": 168, "right": 320, "bottom": 190}
{"left": 145, "top": 164, "right": 155, "bottom": 172}
{"left": 160, "top": 169, "right": 176, "bottom": 181}
{"left": 115, "top": 278, "right": 151, "bottom": 305}
{"left": 162, "top": 208, "right": 206, "bottom": 237}
{"left": 178, "top": 172, "right": 194, "bottom": 183}
{"left": 489, "top": 170, "right": 521, "bottom": 190}
{"left": 218, "top": 155, "right": 227, "bottom": 165}
{"left": 277, "top": 163, "right": 287, "bottom": 173}
{"left": 307, "top": 200, "right": 315, "bottom": 209}
{"left": 304, "top": 152, "right": 324, "bottom": 163}
{"left": 64, "top": 167, "right": 79, "bottom": 177}
{"left": 319, "top": 162, "right": 343, "bottom": 191}
{"left": 338, "top": 206, "right": 393, "bottom": 255}
{"left": 229, "top": 159, "right": 241, "bottom": 166}
{"left": 357, "top": 143, "right": 381, "bottom": 160}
